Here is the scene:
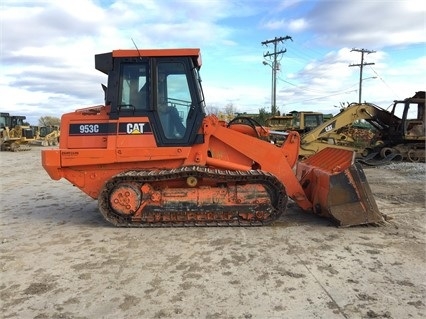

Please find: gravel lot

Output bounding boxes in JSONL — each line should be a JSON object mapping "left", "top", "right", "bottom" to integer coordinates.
{"left": 1, "top": 147, "right": 425, "bottom": 319}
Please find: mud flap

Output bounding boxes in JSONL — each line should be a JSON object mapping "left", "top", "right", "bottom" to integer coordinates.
{"left": 296, "top": 148, "right": 384, "bottom": 226}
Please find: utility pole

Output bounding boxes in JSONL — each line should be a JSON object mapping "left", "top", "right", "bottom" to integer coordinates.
{"left": 349, "top": 48, "right": 375, "bottom": 103}
{"left": 262, "top": 36, "right": 292, "bottom": 115}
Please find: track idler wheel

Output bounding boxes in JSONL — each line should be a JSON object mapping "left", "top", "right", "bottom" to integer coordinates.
{"left": 109, "top": 183, "right": 142, "bottom": 216}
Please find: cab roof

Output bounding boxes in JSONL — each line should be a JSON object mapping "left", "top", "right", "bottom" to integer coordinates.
{"left": 95, "top": 48, "right": 202, "bottom": 74}
{"left": 113, "top": 48, "right": 201, "bottom": 67}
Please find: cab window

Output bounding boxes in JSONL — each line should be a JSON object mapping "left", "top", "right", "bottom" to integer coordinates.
{"left": 119, "top": 64, "right": 148, "bottom": 111}
{"left": 157, "top": 62, "right": 192, "bottom": 139}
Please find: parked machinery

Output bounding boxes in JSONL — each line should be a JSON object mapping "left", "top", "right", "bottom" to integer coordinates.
{"left": 299, "top": 92, "right": 425, "bottom": 163}
{"left": 32, "top": 125, "right": 60, "bottom": 146}
{"left": 0, "top": 113, "right": 34, "bottom": 151}
{"left": 265, "top": 111, "right": 325, "bottom": 145}
{"left": 42, "top": 48, "right": 385, "bottom": 227}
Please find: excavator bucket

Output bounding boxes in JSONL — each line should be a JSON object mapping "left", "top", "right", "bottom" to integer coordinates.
{"left": 296, "top": 148, "right": 385, "bottom": 227}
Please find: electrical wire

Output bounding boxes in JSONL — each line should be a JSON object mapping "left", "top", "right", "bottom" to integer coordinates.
{"left": 276, "top": 74, "right": 360, "bottom": 95}
{"left": 368, "top": 66, "right": 396, "bottom": 97}
{"left": 281, "top": 89, "right": 357, "bottom": 106}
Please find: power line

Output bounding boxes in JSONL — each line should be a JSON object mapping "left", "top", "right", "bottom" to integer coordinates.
{"left": 349, "top": 48, "right": 375, "bottom": 103}
{"left": 285, "top": 43, "right": 322, "bottom": 62}
{"left": 276, "top": 74, "right": 361, "bottom": 95}
{"left": 282, "top": 89, "right": 357, "bottom": 107}
{"left": 368, "top": 65, "right": 397, "bottom": 98}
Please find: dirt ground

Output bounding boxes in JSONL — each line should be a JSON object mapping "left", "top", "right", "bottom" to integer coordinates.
{"left": 1, "top": 147, "right": 425, "bottom": 319}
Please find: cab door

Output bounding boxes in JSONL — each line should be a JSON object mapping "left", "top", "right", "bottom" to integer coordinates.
{"left": 150, "top": 58, "right": 205, "bottom": 146}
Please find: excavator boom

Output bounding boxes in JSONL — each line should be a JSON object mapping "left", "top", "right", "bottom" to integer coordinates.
{"left": 299, "top": 93, "right": 425, "bottom": 163}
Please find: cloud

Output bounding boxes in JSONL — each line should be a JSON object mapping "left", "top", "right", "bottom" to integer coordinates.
{"left": 304, "top": 0, "right": 426, "bottom": 47}
{"left": 1, "top": 0, "right": 237, "bottom": 123}
{"left": 2, "top": 2, "right": 105, "bottom": 53}
{"left": 1, "top": 0, "right": 424, "bottom": 125}
{"left": 261, "top": 18, "right": 308, "bottom": 33}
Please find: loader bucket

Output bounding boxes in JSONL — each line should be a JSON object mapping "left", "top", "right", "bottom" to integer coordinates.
{"left": 296, "top": 148, "right": 385, "bottom": 227}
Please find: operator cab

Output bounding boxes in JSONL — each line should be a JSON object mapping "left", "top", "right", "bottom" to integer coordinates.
{"left": 391, "top": 91, "right": 425, "bottom": 140}
{"left": 10, "top": 116, "right": 26, "bottom": 127}
{"left": 0, "top": 112, "right": 9, "bottom": 129}
{"left": 95, "top": 49, "right": 206, "bottom": 146}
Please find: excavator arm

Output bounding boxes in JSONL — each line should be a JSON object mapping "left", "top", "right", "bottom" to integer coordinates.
{"left": 302, "top": 103, "right": 396, "bottom": 144}
{"left": 300, "top": 103, "right": 398, "bottom": 157}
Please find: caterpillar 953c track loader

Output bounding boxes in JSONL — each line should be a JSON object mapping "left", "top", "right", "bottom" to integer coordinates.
{"left": 42, "top": 48, "right": 384, "bottom": 227}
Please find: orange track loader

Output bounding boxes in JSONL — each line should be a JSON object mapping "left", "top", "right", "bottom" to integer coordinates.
{"left": 42, "top": 48, "right": 384, "bottom": 227}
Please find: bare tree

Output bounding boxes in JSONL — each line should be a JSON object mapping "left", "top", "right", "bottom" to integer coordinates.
{"left": 38, "top": 116, "right": 61, "bottom": 127}
{"left": 205, "top": 104, "right": 219, "bottom": 115}
{"left": 224, "top": 103, "right": 235, "bottom": 116}
{"left": 223, "top": 103, "right": 237, "bottom": 122}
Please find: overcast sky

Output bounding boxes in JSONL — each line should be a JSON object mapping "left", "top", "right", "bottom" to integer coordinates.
{"left": 1, "top": 0, "right": 425, "bottom": 125}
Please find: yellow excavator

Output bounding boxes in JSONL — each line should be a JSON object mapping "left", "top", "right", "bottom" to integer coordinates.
{"left": 298, "top": 91, "right": 425, "bottom": 164}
